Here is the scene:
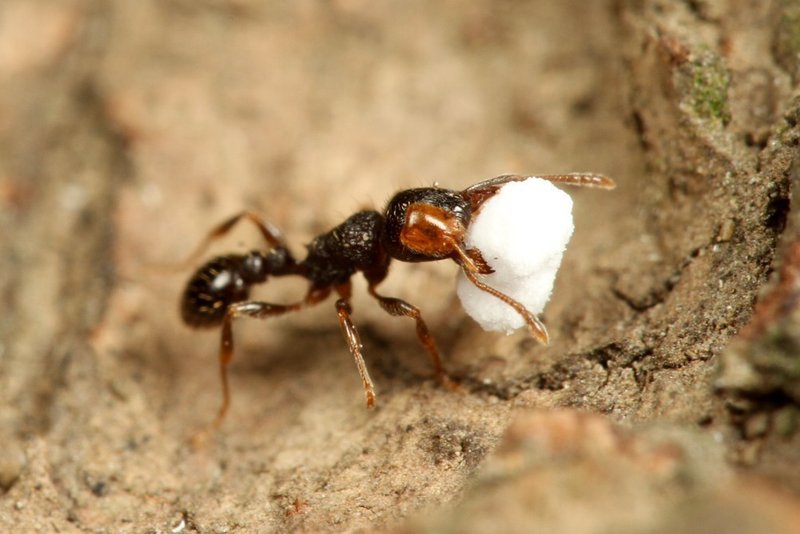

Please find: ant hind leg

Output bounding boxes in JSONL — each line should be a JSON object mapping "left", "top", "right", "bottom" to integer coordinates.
{"left": 204, "top": 210, "right": 288, "bottom": 249}
{"left": 212, "top": 286, "right": 331, "bottom": 427}
{"left": 214, "top": 300, "right": 302, "bottom": 427}
{"left": 160, "top": 211, "right": 289, "bottom": 274}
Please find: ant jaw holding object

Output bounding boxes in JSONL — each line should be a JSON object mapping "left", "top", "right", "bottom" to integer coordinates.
{"left": 396, "top": 192, "right": 552, "bottom": 346}
{"left": 454, "top": 174, "right": 617, "bottom": 343}
{"left": 452, "top": 245, "right": 494, "bottom": 275}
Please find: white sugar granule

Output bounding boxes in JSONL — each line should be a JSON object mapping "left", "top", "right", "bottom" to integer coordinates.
{"left": 456, "top": 178, "right": 574, "bottom": 333}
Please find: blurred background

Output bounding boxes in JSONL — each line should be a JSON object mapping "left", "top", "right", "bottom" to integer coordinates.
{"left": 2, "top": 1, "right": 798, "bottom": 532}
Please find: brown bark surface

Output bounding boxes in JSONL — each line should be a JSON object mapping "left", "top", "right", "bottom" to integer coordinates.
{"left": 1, "top": 1, "right": 799, "bottom": 532}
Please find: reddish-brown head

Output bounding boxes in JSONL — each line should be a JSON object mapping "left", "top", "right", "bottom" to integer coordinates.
{"left": 382, "top": 187, "right": 472, "bottom": 263}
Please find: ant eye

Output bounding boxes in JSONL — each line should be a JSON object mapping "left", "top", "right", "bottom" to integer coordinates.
{"left": 383, "top": 188, "right": 472, "bottom": 262}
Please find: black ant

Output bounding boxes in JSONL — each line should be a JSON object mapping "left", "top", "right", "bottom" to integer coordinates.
{"left": 180, "top": 173, "right": 615, "bottom": 426}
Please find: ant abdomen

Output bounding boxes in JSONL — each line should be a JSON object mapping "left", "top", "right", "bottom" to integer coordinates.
{"left": 181, "top": 247, "right": 299, "bottom": 327}
{"left": 181, "top": 255, "right": 253, "bottom": 328}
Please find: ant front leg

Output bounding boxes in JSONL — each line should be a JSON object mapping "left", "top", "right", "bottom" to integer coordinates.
{"left": 366, "top": 284, "right": 455, "bottom": 390}
{"left": 334, "top": 283, "right": 376, "bottom": 408}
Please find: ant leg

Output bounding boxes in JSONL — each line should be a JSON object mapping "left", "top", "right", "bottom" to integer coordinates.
{"left": 162, "top": 211, "right": 289, "bottom": 273}
{"left": 334, "top": 283, "right": 376, "bottom": 408}
{"left": 204, "top": 210, "right": 288, "bottom": 248}
{"left": 213, "top": 286, "right": 330, "bottom": 427}
{"left": 366, "top": 284, "right": 455, "bottom": 389}
{"left": 215, "top": 300, "right": 302, "bottom": 427}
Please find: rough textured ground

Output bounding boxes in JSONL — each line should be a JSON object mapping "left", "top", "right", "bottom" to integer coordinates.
{"left": 1, "top": 1, "right": 799, "bottom": 532}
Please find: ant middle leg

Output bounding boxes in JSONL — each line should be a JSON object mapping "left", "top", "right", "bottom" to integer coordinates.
{"left": 334, "top": 283, "right": 376, "bottom": 408}
{"left": 366, "top": 284, "right": 455, "bottom": 389}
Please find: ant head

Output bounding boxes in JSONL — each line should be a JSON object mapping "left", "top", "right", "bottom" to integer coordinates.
{"left": 383, "top": 187, "right": 473, "bottom": 263}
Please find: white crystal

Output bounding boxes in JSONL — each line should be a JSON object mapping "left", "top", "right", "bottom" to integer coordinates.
{"left": 456, "top": 178, "right": 574, "bottom": 333}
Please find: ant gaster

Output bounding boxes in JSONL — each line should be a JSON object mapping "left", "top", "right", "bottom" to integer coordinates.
{"left": 180, "top": 173, "right": 615, "bottom": 426}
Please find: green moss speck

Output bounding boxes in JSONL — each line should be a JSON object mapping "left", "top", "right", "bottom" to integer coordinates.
{"left": 680, "top": 49, "right": 731, "bottom": 125}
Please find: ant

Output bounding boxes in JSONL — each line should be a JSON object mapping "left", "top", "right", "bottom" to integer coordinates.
{"left": 180, "top": 173, "right": 615, "bottom": 426}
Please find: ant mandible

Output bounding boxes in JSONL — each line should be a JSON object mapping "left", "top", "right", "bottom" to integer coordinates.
{"left": 180, "top": 173, "right": 615, "bottom": 426}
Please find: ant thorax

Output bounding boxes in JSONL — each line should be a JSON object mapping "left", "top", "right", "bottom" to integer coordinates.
{"left": 301, "top": 210, "right": 387, "bottom": 287}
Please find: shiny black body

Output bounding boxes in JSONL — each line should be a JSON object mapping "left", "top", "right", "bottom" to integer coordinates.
{"left": 181, "top": 190, "right": 466, "bottom": 328}
{"left": 178, "top": 172, "right": 615, "bottom": 424}
{"left": 181, "top": 246, "right": 298, "bottom": 327}
{"left": 301, "top": 210, "right": 390, "bottom": 288}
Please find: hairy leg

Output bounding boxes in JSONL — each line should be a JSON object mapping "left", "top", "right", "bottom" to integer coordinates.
{"left": 367, "top": 284, "right": 453, "bottom": 387}
{"left": 334, "top": 283, "right": 376, "bottom": 407}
